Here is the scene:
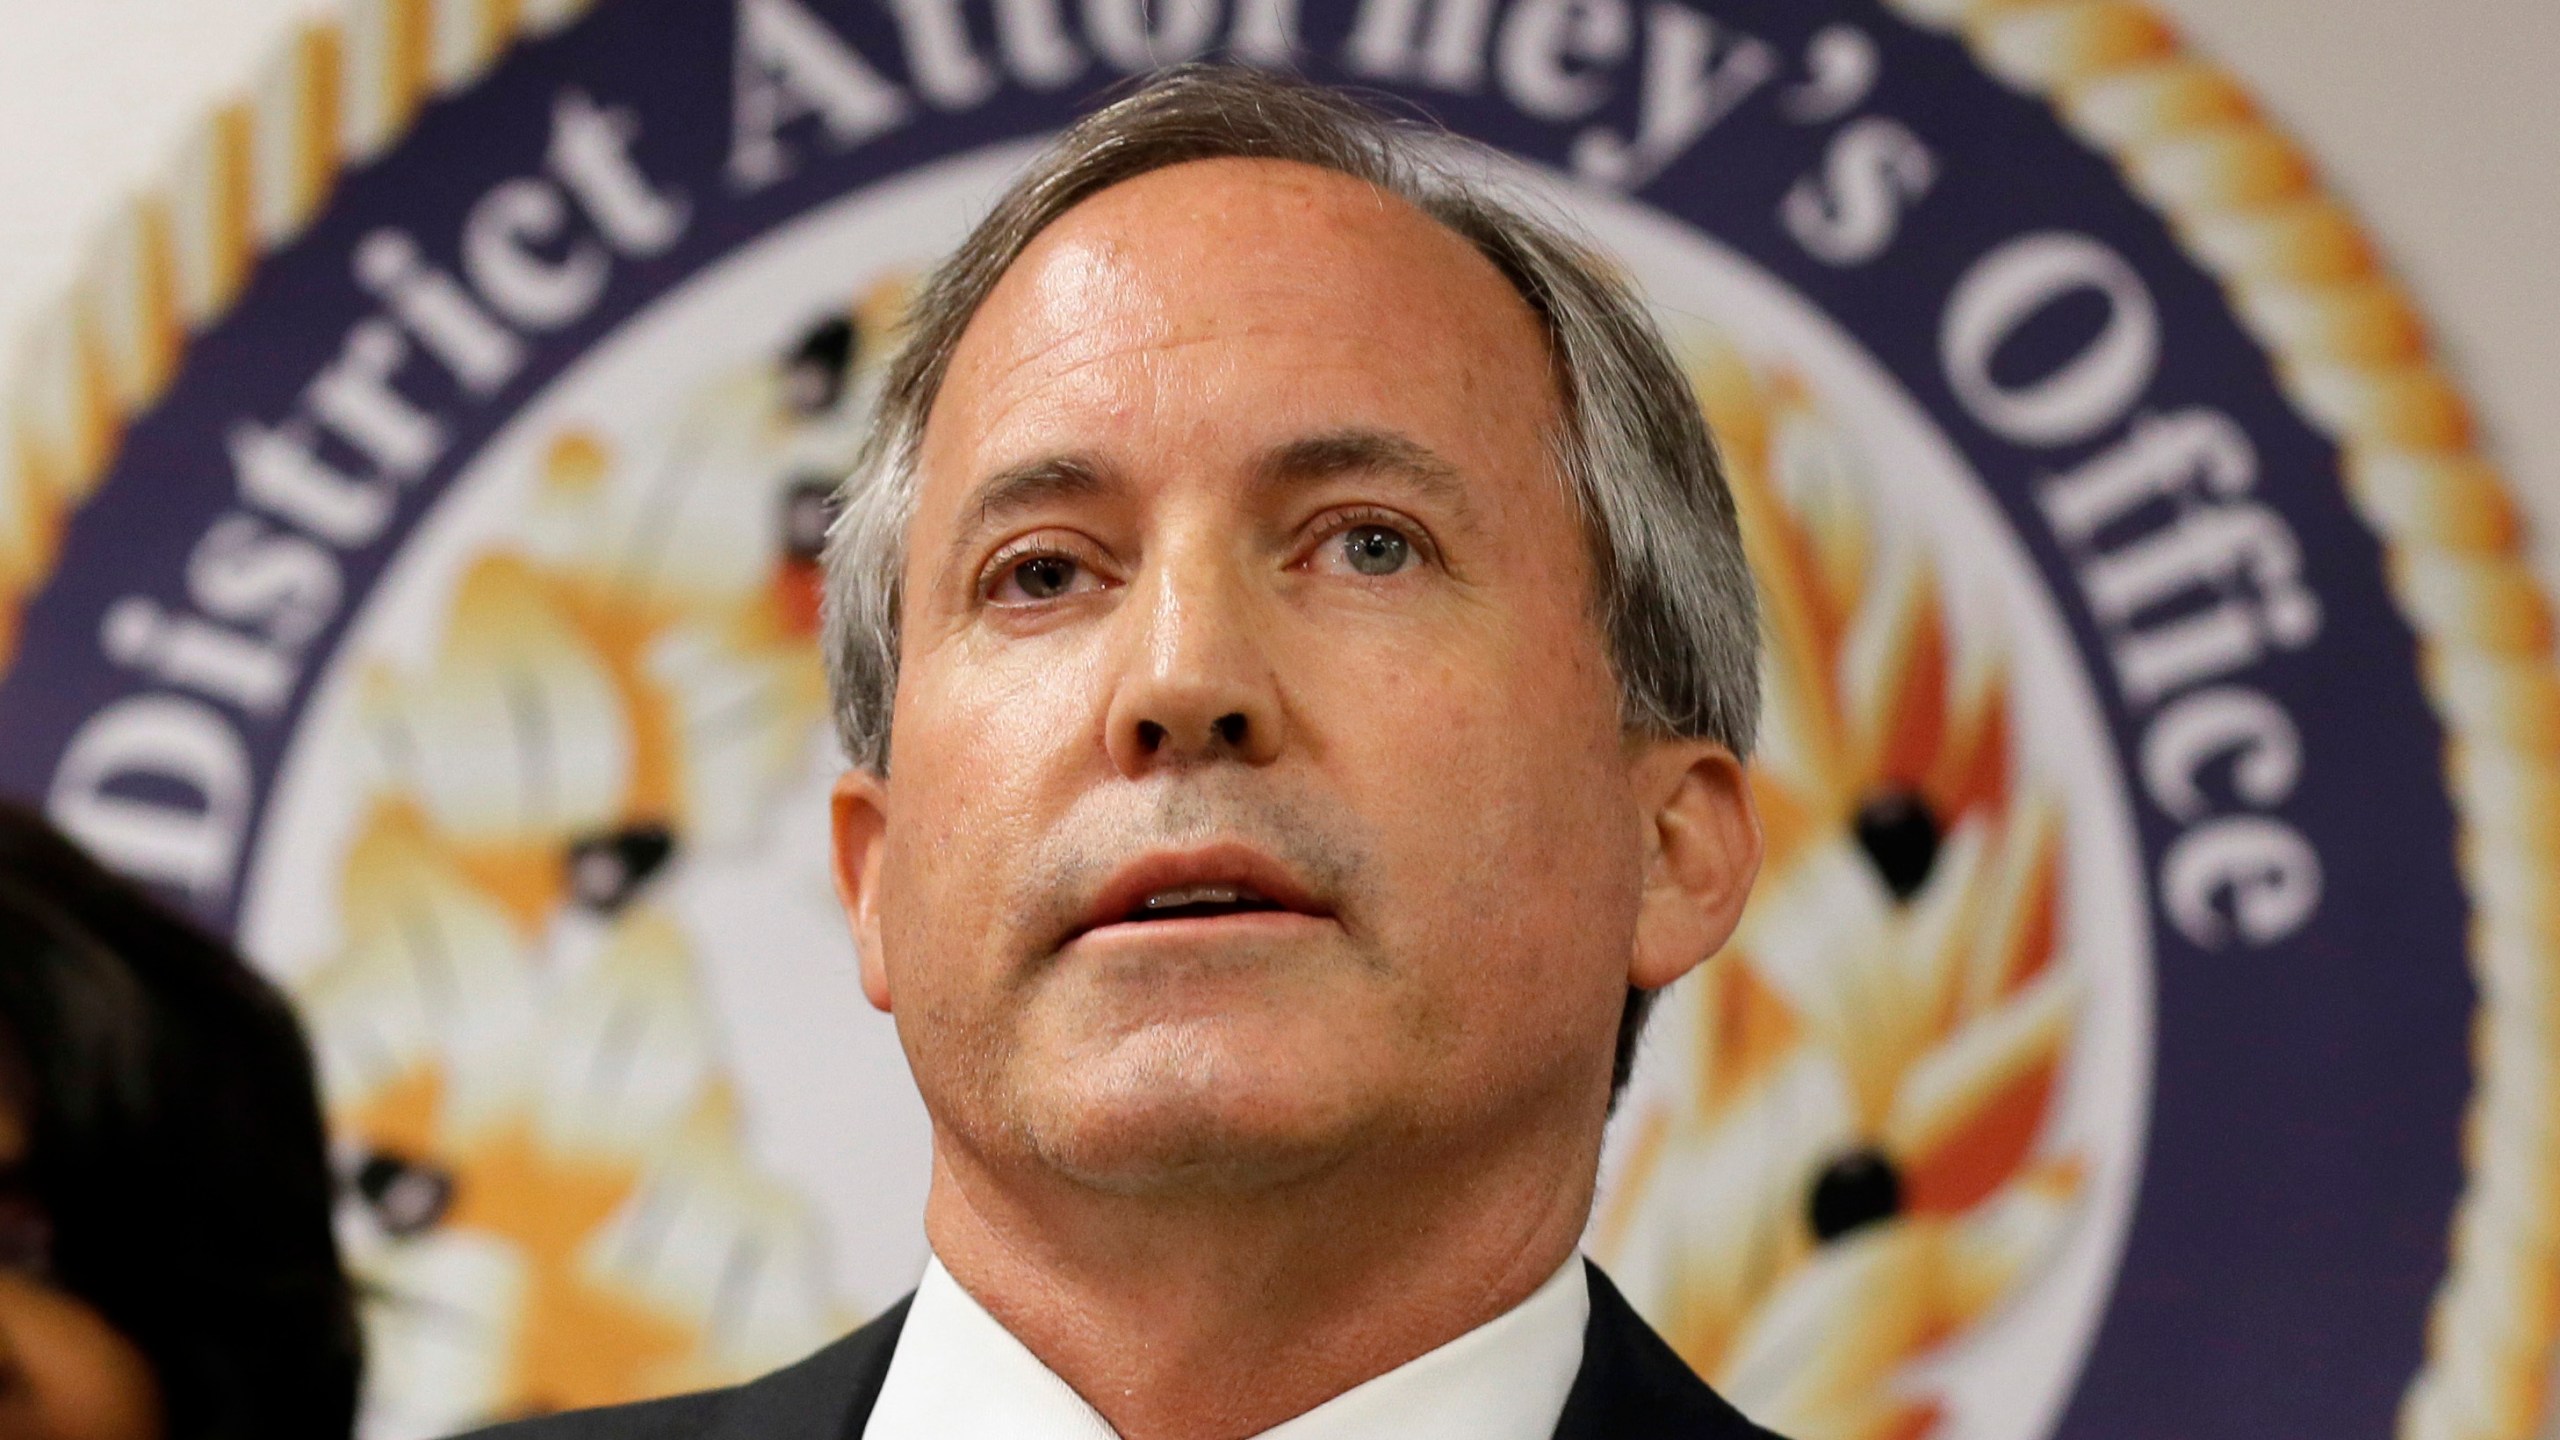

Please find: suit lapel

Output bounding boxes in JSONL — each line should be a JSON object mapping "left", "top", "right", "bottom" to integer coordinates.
{"left": 1550, "top": 1262, "right": 1779, "bottom": 1440}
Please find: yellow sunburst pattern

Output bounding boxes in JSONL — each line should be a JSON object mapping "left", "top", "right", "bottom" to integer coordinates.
{"left": 1594, "top": 332, "right": 2083, "bottom": 1440}
{"left": 296, "top": 283, "right": 904, "bottom": 1437}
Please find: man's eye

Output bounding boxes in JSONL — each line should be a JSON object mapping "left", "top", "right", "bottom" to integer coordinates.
{"left": 991, "top": 554, "right": 1086, "bottom": 603}
{"left": 1335, "top": 524, "right": 1412, "bottom": 577}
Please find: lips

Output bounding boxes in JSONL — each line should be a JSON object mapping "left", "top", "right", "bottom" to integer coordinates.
{"left": 1130, "top": 882, "right": 1282, "bottom": 920}
{"left": 1066, "top": 843, "right": 1333, "bottom": 945}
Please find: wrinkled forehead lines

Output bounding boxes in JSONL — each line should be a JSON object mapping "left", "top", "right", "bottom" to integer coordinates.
{"left": 925, "top": 157, "right": 1560, "bottom": 442}
{"left": 1020, "top": 156, "right": 1476, "bottom": 293}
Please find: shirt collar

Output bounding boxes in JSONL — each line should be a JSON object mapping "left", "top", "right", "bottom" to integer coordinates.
{"left": 864, "top": 1252, "right": 1590, "bottom": 1440}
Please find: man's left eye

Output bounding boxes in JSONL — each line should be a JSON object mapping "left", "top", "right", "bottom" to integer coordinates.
{"left": 1334, "top": 524, "right": 1412, "bottom": 577}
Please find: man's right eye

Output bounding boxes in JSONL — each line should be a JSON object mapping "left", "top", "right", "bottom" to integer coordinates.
{"left": 990, "top": 553, "right": 1084, "bottom": 604}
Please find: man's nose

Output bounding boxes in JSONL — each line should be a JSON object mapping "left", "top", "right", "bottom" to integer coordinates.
{"left": 1102, "top": 553, "right": 1286, "bottom": 775}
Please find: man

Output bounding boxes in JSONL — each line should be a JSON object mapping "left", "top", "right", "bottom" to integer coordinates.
{"left": 481, "top": 63, "right": 1771, "bottom": 1440}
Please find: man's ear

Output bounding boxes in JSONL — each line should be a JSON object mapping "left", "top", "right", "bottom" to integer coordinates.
{"left": 831, "top": 769, "right": 894, "bottom": 1013}
{"left": 1629, "top": 739, "right": 1761, "bottom": 993}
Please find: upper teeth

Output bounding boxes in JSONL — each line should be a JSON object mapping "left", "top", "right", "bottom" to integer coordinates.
{"left": 1143, "top": 884, "right": 1258, "bottom": 909}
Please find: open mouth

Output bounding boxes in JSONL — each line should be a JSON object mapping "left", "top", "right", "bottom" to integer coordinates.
{"left": 1122, "top": 883, "right": 1289, "bottom": 924}
{"left": 1068, "top": 846, "right": 1332, "bottom": 947}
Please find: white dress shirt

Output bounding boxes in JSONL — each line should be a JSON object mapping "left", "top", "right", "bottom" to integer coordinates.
{"left": 863, "top": 1253, "right": 1591, "bottom": 1439}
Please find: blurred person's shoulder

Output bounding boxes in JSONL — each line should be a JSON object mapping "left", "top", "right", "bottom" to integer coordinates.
{"left": 452, "top": 1298, "right": 910, "bottom": 1440}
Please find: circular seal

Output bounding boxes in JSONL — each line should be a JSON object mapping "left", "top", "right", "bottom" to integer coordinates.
{"left": 0, "top": 2, "right": 2538, "bottom": 1438}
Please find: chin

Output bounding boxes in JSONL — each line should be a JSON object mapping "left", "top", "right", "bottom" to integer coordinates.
{"left": 1013, "top": 1023, "right": 1383, "bottom": 1196}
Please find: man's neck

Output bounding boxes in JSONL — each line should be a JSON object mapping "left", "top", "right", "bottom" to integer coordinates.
{"left": 921, "top": 1116, "right": 1602, "bottom": 1440}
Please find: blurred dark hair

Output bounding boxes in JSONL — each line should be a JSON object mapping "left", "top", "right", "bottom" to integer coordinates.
{"left": 0, "top": 801, "right": 359, "bottom": 1440}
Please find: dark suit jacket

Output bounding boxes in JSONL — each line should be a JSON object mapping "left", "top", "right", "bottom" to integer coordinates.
{"left": 463, "top": 1262, "right": 1782, "bottom": 1440}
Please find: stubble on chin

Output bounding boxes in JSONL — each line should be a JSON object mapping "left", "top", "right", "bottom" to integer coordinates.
{"left": 1008, "top": 1029, "right": 1375, "bottom": 1198}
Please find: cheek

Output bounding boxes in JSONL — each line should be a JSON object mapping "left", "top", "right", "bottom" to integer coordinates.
{"left": 879, "top": 639, "right": 1107, "bottom": 968}
{"left": 1300, "top": 570, "right": 1624, "bottom": 812}
{"left": 1293, "top": 600, "right": 1640, "bottom": 974}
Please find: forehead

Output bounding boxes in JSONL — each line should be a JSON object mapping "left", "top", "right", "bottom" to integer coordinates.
{"left": 921, "top": 157, "right": 1562, "bottom": 466}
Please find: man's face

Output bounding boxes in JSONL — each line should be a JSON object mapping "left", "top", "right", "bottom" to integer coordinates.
{"left": 841, "top": 158, "right": 1687, "bottom": 1193}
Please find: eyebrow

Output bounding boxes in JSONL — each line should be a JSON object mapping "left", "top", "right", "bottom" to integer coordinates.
{"left": 938, "top": 427, "right": 1477, "bottom": 580}
{"left": 957, "top": 454, "right": 1111, "bottom": 537}
{"left": 944, "top": 454, "right": 1115, "bottom": 577}
{"left": 1254, "top": 429, "right": 1473, "bottom": 521}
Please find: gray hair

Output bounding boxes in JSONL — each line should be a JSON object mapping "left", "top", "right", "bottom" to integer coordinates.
{"left": 819, "top": 66, "right": 1761, "bottom": 1093}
